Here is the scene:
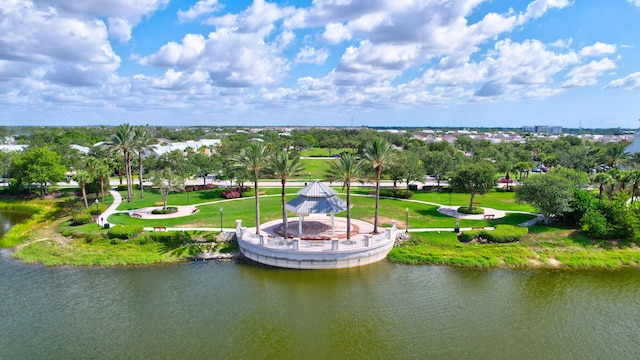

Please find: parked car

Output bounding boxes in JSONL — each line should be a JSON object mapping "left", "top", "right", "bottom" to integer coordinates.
{"left": 499, "top": 178, "right": 514, "bottom": 183}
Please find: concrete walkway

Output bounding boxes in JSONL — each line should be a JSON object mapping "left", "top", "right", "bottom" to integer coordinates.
{"left": 101, "top": 188, "right": 541, "bottom": 233}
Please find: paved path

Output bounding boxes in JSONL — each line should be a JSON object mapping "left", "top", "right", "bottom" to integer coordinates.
{"left": 98, "top": 189, "right": 122, "bottom": 227}
{"left": 102, "top": 188, "right": 540, "bottom": 232}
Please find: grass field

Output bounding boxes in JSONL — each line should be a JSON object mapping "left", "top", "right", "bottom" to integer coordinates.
{"left": 300, "top": 147, "right": 355, "bottom": 157}
{"left": 109, "top": 189, "right": 536, "bottom": 229}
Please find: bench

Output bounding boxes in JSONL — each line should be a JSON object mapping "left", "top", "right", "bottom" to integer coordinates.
{"left": 131, "top": 213, "right": 142, "bottom": 218}
{"left": 154, "top": 202, "right": 164, "bottom": 206}
{"left": 471, "top": 226, "right": 485, "bottom": 230}
{"left": 483, "top": 214, "right": 495, "bottom": 219}
{"left": 191, "top": 208, "right": 199, "bottom": 214}
{"left": 472, "top": 202, "right": 481, "bottom": 207}
{"left": 153, "top": 226, "right": 167, "bottom": 232}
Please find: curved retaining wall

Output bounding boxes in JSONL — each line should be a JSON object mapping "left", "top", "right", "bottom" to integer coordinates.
{"left": 236, "top": 221, "right": 397, "bottom": 269}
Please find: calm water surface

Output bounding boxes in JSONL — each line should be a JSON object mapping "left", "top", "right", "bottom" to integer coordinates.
{"left": 1, "top": 214, "right": 640, "bottom": 359}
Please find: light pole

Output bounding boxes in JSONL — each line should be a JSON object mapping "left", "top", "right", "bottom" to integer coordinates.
{"left": 95, "top": 199, "right": 100, "bottom": 225}
{"left": 219, "top": 207, "right": 223, "bottom": 232}
{"left": 405, "top": 207, "right": 409, "bottom": 233}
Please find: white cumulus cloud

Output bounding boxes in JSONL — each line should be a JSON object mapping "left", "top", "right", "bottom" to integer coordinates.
{"left": 580, "top": 42, "right": 616, "bottom": 57}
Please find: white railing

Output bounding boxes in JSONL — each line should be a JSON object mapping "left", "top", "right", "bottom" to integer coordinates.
{"left": 236, "top": 219, "right": 397, "bottom": 252}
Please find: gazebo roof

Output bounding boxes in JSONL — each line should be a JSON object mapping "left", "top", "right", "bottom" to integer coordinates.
{"left": 286, "top": 181, "right": 347, "bottom": 214}
{"left": 297, "top": 180, "right": 337, "bottom": 197}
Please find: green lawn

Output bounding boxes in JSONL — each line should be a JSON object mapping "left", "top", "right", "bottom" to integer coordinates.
{"left": 388, "top": 225, "right": 640, "bottom": 268}
{"left": 296, "top": 158, "right": 335, "bottom": 180}
{"left": 109, "top": 189, "right": 536, "bottom": 229}
{"left": 300, "top": 147, "right": 354, "bottom": 157}
{"left": 388, "top": 232, "right": 536, "bottom": 267}
{"left": 406, "top": 190, "right": 535, "bottom": 212}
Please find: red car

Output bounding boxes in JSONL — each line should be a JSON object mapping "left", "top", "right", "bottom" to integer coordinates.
{"left": 499, "top": 178, "right": 514, "bottom": 183}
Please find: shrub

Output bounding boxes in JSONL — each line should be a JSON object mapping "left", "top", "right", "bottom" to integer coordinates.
{"left": 147, "top": 231, "right": 191, "bottom": 247}
{"left": 71, "top": 211, "right": 93, "bottom": 225}
{"left": 185, "top": 184, "right": 217, "bottom": 192}
{"left": 107, "top": 225, "right": 144, "bottom": 240}
{"left": 459, "top": 225, "right": 528, "bottom": 243}
{"left": 458, "top": 206, "right": 484, "bottom": 214}
{"left": 379, "top": 188, "right": 414, "bottom": 199}
{"left": 221, "top": 190, "right": 241, "bottom": 199}
{"left": 581, "top": 209, "right": 610, "bottom": 238}
{"left": 89, "top": 204, "right": 109, "bottom": 215}
{"left": 484, "top": 225, "right": 528, "bottom": 243}
{"left": 151, "top": 207, "right": 178, "bottom": 214}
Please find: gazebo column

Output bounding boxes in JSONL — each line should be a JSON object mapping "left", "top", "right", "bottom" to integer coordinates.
{"left": 331, "top": 213, "right": 335, "bottom": 234}
{"left": 299, "top": 214, "right": 304, "bottom": 235}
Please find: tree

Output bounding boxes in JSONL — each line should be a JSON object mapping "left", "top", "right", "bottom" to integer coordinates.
{"left": 423, "top": 151, "right": 455, "bottom": 191}
{"left": 449, "top": 163, "right": 496, "bottom": 210}
{"left": 233, "top": 143, "right": 268, "bottom": 234}
{"left": 363, "top": 138, "right": 395, "bottom": 233}
{"left": 516, "top": 171, "right": 582, "bottom": 223}
{"left": 327, "top": 154, "right": 364, "bottom": 241}
{"left": 150, "top": 169, "right": 185, "bottom": 210}
{"left": 604, "top": 143, "right": 629, "bottom": 169}
{"left": 267, "top": 150, "right": 304, "bottom": 239}
{"left": 73, "top": 170, "right": 92, "bottom": 209}
{"left": 132, "top": 127, "right": 155, "bottom": 198}
{"left": 189, "top": 152, "right": 219, "bottom": 185}
{"left": 12, "top": 146, "right": 67, "bottom": 197}
{"left": 591, "top": 172, "right": 613, "bottom": 203}
{"left": 106, "top": 124, "right": 135, "bottom": 202}
{"left": 628, "top": 170, "right": 640, "bottom": 203}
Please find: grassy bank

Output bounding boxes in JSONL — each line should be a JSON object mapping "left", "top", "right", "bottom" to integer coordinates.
{"left": 14, "top": 224, "right": 225, "bottom": 266}
{"left": 388, "top": 227, "right": 640, "bottom": 269}
{"left": 0, "top": 200, "right": 61, "bottom": 248}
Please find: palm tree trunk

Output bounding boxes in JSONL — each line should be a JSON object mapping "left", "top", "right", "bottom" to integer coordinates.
{"left": 138, "top": 153, "right": 144, "bottom": 198}
{"left": 346, "top": 182, "right": 351, "bottom": 240}
{"left": 100, "top": 175, "right": 105, "bottom": 204}
{"left": 254, "top": 172, "right": 260, "bottom": 235}
{"left": 81, "top": 182, "right": 88, "bottom": 208}
{"left": 373, "top": 168, "right": 381, "bottom": 234}
{"left": 281, "top": 179, "right": 287, "bottom": 238}
{"left": 125, "top": 151, "right": 133, "bottom": 202}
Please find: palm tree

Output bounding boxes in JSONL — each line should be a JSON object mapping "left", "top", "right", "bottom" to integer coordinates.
{"left": 86, "top": 156, "right": 110, "bottom": 204}
{"left": 591, "top": 172, "right": 612, "bottom": 203}
{"left": 233, "top": 142, "right": 268, "bottom": 234}
{"left": 133, "top": 127, "right": 155, "bottom": 198}
{"left": 363, "top": 138, "right": 395, "bottom": 233}
{"left": 107, "top": 124, "right": 135, "bottom": 202}
{"left": 605, "top": 143, "right": 629, "bottom": 169}
{"left": 73, "top": 170, "right": 92, "bottom": 209}
{"left": 268, "top": 150, "right": 303, "bottom": 239}
{"left": 327, "top": 154, "right": 364, "bottom": 241}
{"left": 628, "top": 170, "right": 640, "bottom": 203}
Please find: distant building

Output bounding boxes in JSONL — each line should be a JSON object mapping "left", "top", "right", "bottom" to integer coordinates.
{"left": 522, "top": 125, "right": 562, "bottom": 134}
{"left": 626, "top": 127, "right": 640, "bottom": 154}
{"left": 549, "top": 126, "right": 563, "bottom": 135}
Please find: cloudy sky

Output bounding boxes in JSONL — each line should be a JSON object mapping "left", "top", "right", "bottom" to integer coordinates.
{"left": 2, "top": 0, "right": 640, "bottom": 128}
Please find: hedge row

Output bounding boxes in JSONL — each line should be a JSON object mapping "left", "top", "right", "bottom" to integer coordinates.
{"left": 107, "top": 225, "right": 144, "bottom": 240}
{"left": 459, "top": 225, "right": 528, "bottom": 243}
{"left": 379, "top": 188, "right": 414, "bottom": 199}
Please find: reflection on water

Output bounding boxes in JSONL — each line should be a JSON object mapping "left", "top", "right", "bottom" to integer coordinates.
{"left": 0, "top": 210, "right": 31, "bottom": 237}
{"left": 1, "top": 257, "right": 639, "bottom": 360}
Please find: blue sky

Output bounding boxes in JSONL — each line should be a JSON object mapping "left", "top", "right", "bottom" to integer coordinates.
{"left": 2, "top": 0, "right": 640, "bottom": 129}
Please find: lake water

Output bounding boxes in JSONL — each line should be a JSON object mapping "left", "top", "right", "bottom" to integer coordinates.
{"left": 1, "top": 214, "right": 640, "bottom": 359}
